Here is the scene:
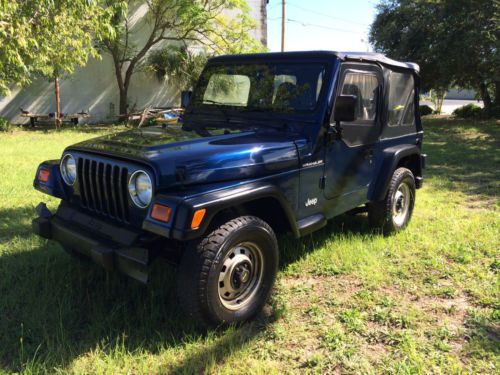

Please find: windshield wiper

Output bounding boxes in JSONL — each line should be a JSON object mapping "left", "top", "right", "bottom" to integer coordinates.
{"left": 201, "top": 100, "right": 232, "bottom": 124}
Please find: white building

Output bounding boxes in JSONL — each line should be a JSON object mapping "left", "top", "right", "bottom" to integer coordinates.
{"left": 0, "top": 1, "right": 268, "bottom": 124}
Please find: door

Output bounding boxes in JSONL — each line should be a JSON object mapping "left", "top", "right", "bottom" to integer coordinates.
{"left": 323, "top": 64, "right": 382, "bottom": 208}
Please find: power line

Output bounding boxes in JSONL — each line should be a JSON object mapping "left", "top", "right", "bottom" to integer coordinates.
{"left": 286, "top": 18, "right": 366, "bottom": 35}
{"left": 286, "top": 3, "right": 369, "bottom": 27}
{"left": 267, "top": 1, "right": 370, "bottom": 27}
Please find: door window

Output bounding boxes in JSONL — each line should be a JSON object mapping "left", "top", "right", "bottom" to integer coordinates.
{"left": 340, "top": 71, "right": 379, "bottom": 123}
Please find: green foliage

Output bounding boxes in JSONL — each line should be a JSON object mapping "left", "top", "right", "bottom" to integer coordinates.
{"left": 102, "top": 0, "right": 266, "bottom": 113}
{"left": 369, "top": 0, "right": 499, "bottom": 109}
{"left": 148, "top": 46, "right": 209, "bottom": 90}
{"left": 0, "top": 0, "right": 116, "bottom": 95}
{"left": 0, "top": 116, "right": 11, "bottom": 132}
{"left": 452, "top": 103, "right": 483, "bottom": 119}
{"left": 422, "top": 89, "right": 447, "bottom": 114}
{"left": 419, "top": 105, "right": 433, "bottom": 116}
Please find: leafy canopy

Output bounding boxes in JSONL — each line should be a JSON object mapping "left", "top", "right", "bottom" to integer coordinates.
{"left": 0, "top": 0, "right": 115, "bottom": 95}
{"left": 369, "top": 0, "right": 499, "bottom": 107}
{"left": 102, "top": 0, "right": 265, "bottom": 113}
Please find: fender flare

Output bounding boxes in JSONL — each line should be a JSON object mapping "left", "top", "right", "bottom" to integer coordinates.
{"left": 149, "top": 182, "right": 300, "bottom": 241}
{"left": 368, "top": 144, "right": 422, "bottom": 202}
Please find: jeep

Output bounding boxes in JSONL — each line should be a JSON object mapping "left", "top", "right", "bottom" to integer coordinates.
{"left": 33, "top": 51, "right": 426, "bottom": 326}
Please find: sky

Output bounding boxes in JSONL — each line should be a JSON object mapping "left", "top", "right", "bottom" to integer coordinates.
{"left": 266, "top": 0, "right": 378, "bottom": 53}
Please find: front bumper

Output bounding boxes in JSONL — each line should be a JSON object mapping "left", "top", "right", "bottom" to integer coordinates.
{"left": 32, "top": 202, "right": 155, "bottom": 283}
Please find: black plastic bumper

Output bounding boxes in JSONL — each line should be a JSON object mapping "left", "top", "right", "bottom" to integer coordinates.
{"left": 32, "top": 202, "right": 152, "bottom": 283}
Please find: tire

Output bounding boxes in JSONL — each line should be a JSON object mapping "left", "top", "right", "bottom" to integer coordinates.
{"left": 369, "top": 167, "right": 416, "bottom": 235}
{"left": 176, "top": 215, "right": 279, "bottom": 327}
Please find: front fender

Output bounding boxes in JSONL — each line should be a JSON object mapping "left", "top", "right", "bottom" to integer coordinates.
{"left": 142, "top": 182, "right": 299, "bottom": 241}
{"left": 33, "top": 160, "right": 68, "bottom": 200}
{"left": 369, "top": 145, "right": 422, "bottom": 202}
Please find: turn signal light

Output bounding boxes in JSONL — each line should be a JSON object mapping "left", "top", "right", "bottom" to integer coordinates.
{"left": 38, "top": 168, "right": 50, "bottom": 183}
{"left": 191, "top": 209, "right": 206, "bottom": 229}
{"left": 151, "top": 204, "right": 171, "bottom": 223}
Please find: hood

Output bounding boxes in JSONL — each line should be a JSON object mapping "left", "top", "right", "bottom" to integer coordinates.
{"left": 68, "top": 125, "right": 302, "bottom": 188}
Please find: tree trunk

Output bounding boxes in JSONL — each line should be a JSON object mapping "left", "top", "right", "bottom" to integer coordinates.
{"left": 435, "top": 89, "right": 446, "bottom": 115}
{"left": 478, "top": 82, "right": 492, "bottom": 110}
{"left": 494, "top": 81, "right": 500, "bottom": 107}
{"left": 54, "top": 76, "right": 61, "bottom": 128}
{"left": 119, "top": 86, "right": 128, "bottom": 117}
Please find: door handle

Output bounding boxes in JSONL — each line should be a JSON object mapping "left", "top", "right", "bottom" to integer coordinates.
{"left": 363, "top": 149, "right": 374, "bottom": 159}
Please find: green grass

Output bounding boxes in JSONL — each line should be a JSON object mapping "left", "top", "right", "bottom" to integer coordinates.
{"left": 0, "top": 119, "right": 499, "bottom": 374}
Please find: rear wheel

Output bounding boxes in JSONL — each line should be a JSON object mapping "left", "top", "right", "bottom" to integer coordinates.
{"left": 176, "top": 215, "right": 279, "bottom": 326}
{"left": 369, "top": 167, "right": 416, "bottom": 235}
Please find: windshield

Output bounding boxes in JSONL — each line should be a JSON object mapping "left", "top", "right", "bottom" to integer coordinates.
{"left": 190, "top": 62, "right": 327, "bottom": 114}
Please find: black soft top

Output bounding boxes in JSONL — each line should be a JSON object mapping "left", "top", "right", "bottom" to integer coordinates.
{"left": 209, "top": 51, "right": 419, "bottom": 73}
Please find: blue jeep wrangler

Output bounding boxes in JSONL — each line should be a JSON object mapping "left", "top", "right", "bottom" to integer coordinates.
{"left": 33, "top": 51, "right": 425, "bottom": 326}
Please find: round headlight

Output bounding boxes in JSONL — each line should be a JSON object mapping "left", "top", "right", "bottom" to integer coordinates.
{"left": 128, "top": 170, "right": 152, "bottom": 208}
{"left": 60, "top": 154, "right": 77, "bottom": 185}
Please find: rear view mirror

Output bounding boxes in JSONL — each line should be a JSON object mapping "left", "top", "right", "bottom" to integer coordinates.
{"left": 334, "top": 95, "right": 357, "bottom": 122}
{"left": 181, "top": 91, "right": 192, "bottom": 109}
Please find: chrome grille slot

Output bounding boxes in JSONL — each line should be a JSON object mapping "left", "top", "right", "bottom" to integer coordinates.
{"left": 77, "top": 157, "right": 129, "bottom": 223}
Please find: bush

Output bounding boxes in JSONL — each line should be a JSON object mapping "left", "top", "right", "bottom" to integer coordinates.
{"left": 482, "top": 105, "right": 500, "bottom": 119}
{"left": 419, "top": 105, "right": 434, "bottom": 116}
{"left": 453, "top": 103, "right": 482, "bottom": 118}
{"left": 0, "top": 117, "right": 11, "bottom": 132}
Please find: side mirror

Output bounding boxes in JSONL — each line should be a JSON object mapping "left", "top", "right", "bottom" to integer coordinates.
{"left": 181, "top": 90, "right": 192, "bottom": 109}
{"left": 333, "top": 95, "right": 357, "bottom": 122}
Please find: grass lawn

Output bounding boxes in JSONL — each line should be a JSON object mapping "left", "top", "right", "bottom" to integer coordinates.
{"left": 0, "top": 118, "right": 498, "bottom": 374}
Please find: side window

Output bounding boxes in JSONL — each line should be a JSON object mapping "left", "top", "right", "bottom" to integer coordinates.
{"left": 388, "top": 72, "right": 415, "bottom": 127}
{"left": 341, "top": 71, "right": 379, "bottom": 123}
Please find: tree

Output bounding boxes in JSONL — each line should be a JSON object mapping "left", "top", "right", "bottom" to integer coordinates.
{"left": 0, "top": 0, "right": 114, "bottom": 124}
{"left": 369, "top": 0, "right": 499, "bottom": 112}
{"left": 101, "top": 0, "right": 264, "bottom": 116}
{"left": 148, "top": 46, "right": 210, "bottom": 91}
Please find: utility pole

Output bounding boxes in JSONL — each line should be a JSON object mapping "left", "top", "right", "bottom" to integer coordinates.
{"left": 281, "top": 0, "right": 286, "bottom": 52}
{"left": 54, "top": 75, "right": 61, "bottom": 129}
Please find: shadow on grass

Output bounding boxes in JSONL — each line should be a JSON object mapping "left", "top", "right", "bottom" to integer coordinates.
{"left": 0, "top": 205, "right": 374, "bottom": 373}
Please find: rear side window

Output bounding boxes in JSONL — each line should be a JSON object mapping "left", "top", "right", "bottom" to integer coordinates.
{"left": 341, "top": 71, "right": 379, "bottom": 123}
{"left": 388, "top": 72, "right": 415, "bottom": 127}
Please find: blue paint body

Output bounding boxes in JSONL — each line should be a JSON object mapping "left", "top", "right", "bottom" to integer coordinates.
{"left": 34, "top": 51, "right": 425, "bottom": 243}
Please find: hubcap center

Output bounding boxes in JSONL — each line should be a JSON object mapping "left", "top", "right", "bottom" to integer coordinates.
{"left": 231, "top": 261, "right": 252, "bottom": 290}
{"left": 394, "top": 190, "right": 405, "bottom": 214}
{"left": 396, "top": 196, "right": 404, "bottom": 212}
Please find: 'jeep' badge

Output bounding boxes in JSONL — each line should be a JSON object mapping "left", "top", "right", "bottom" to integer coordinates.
{"left": 305, "top": 198, "right": 318, "bottom": 207}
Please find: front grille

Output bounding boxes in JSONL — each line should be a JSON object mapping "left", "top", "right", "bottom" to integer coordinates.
{"left": 77, "top": 158, "right": 130, "bottom": 223}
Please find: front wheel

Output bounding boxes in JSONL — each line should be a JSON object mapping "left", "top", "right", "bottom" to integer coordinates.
{"left": 369, "top": 167, "right": 416, "bottom": 235}
{"left": 176, "top": 215, "right": 279, "bottom": 326}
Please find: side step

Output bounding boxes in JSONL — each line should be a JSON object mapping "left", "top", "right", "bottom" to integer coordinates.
{"left": 297, "top": 214, "right": 327, "bottom": 237}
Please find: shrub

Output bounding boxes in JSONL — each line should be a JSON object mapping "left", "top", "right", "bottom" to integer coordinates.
{"left": 452, "top": 103, "right": 482, "bottom": 118}
{"left": 419, "top": 105, "right": 434, "bottom": 116}
{"left": 482, "top": 105, "right": 500, "bottom": 119}
{"left": 0, "top": 117, "right": 11, "bottom": 132}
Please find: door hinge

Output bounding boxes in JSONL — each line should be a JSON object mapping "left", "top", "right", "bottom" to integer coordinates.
{"left": 319, "top": 176, "right": 326, "bottom": 190}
